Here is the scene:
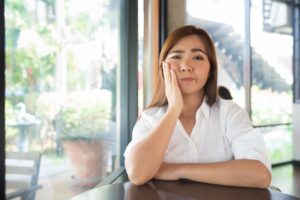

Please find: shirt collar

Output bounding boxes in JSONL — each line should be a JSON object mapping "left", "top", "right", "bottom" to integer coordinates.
{"left": 196, "top": 98, "right": 211, "bottom": 120}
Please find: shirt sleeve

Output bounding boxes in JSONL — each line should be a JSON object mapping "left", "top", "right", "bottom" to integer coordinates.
{"left": 224, "top": 102, "right": 271, "bottom": 172}
{"left": 123, "top": 109, "right": 155, "bottom": 158}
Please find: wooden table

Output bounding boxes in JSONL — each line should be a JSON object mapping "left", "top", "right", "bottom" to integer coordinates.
{"left": 72, "top": 178, "right": 300, "bottom": 200}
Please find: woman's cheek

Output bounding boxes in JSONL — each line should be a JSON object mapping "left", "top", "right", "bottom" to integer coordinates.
{"left": 170, "top": 65, "right": 177, "bottom": 71}
{"left": 165, "top": 58, "right": 180, "bottom": 71}
{"left": 168, "top": 62, "right": 179, "bottom": 71}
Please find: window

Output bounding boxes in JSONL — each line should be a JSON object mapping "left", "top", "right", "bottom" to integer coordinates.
{"left": 251, "top": 0, "right": 293, "bottom": 126}
{"left": 294, "top": 2, "right": 300, "bottom": 104}
{"left": 251, "top": 0, "right": 293, "bottom": 163}
{"left": 4, "top": 0, "right": 137, "bottom": 199}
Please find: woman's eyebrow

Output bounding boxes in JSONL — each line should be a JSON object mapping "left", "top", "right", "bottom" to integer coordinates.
{"left": 169, "top": 50, "right": 184, "bottom": 54}
{"left": 169, "top": 48, "right": 207, "bottom": 55}
{"left": 191, "top": 48, "right": 207, "bottom": 55}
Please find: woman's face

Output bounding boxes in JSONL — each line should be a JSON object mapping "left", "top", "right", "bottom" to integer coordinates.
{"left": 165, "top": 34, "right": 211, "bottom": 95}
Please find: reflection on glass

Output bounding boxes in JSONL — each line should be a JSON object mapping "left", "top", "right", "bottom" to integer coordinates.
{"left": 125, "top": 182, "right": 160, "bottom": 200}
{"left": 124, "top": 180, "right": 271, "bottom": 200}
{"left": 5, "top": 0, "right": 120, "bottom": 199}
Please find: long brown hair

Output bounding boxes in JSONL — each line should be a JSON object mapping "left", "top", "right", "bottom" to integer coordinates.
{"left": 147, "top": 25, "right": 218, "bottom": 109}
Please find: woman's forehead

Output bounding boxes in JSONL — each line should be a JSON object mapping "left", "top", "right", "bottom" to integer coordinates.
{"left": 170, "top": 34, "right": 206, "bottom": 52}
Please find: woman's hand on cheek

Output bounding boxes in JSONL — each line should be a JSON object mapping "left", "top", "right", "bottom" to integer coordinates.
{"left": 154, "top": 162, "right": 181, "bottom": 181}
{"left": 163, "top": 61, "right": 183, "bottom": 116}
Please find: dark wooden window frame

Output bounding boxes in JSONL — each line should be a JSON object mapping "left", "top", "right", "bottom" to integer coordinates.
{"left": 1, "top": 0, "right": 5, "bottom": 199}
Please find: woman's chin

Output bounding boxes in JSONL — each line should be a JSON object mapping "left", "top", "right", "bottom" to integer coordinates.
{"left": 181, "top": 89, "right": 200, "bottom": 96}
{"left": 180, "top": 86, "right": 203, "bottom": 96}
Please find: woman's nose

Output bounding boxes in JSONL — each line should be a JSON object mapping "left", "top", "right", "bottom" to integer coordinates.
{"left": 180, "top": 62, "right": 192, "bottom": 72}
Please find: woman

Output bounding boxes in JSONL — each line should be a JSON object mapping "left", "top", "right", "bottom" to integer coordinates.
{"left": 124, "top": 25, "right": 271, "bottom": 188}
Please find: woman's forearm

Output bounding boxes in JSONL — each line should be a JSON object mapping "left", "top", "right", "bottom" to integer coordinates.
{"left": 177, "top": 159, "right": 271, "bottom": 188}
{"left": 125, "top": 109, "right": 180, "bottom": 185}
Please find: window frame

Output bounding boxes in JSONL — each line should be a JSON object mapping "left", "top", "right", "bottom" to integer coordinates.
{"left": 1, "top": 0, "right": 5, "bottom": 199}
{"left": 118, "top": 0, "right": 138, "bottom": 167}
{"left": 294, "top": 1, "right": 300, "bottom": 104}
{"left": 96, "top": 0, "right": 138, "bottom": 187}
{"left": 98, "top": 0, "right": 139, "bottom": 184}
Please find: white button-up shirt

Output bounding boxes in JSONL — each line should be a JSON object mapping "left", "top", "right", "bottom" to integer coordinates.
{"left": 124, "top": 97, "right": 271, "bottom": 172}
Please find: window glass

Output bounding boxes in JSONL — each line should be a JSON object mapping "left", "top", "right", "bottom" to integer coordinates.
{"left": 251, "top": 0, "right": 293, "bottom": 163}
{"left": 260, "top": 125, "right": 293, "bottom": 164}
{"left": 251, "top": 0, "right": 293, "bottom": 125}
{"left": 5, "top": 0, "right": 120, "bottom": 198}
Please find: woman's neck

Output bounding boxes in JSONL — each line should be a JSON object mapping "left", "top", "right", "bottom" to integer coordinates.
{"left": 180, "top": 92, "right": 204, "bottom": 118}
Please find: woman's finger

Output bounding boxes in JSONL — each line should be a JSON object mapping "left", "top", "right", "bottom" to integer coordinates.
{"left": 162, "top": 61, "right": 166, "bottom": 80}
{"left": 163, "top": 61, "right": 171, "bottom": 83}
{"left": 170, "top": 69, "right": 178, "bottom": 87}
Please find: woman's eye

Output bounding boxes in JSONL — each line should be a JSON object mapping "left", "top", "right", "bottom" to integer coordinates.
{"left": 171, "top": 55, "right": 181, "bottom": 59}
{"left": 193, "top": 56, "right": 204, "bottom": 60}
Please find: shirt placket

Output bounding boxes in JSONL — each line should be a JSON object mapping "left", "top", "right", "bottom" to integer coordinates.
{"left": 176, "top": 120, "right": 198, "bottom": 162}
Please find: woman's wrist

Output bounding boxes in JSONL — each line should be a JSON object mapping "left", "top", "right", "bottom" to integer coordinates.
{"left": 175, "top": 163, "right": 186, "bottom": 179}
{"left": 166, "top": 106, "right": 182, "bottom": 118}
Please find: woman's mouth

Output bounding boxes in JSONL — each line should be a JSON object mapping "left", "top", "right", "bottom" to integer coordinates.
{"left": 181, "top": 77, "right": 195, "bottom": 82}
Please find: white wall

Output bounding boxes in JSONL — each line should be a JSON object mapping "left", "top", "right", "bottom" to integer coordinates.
{"left": 293, "top": 104, "right": 300, "bottom": 161}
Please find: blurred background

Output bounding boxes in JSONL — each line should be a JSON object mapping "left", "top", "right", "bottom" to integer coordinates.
{"left": 2, "top": 0, "right": 300, "bottom": 199}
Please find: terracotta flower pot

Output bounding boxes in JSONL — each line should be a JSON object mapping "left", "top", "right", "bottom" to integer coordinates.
{"left": 63, "top": 139, "right": 110, "bottom": 187}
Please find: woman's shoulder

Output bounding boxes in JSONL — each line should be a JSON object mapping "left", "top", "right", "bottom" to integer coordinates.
{"left": 214, "top": 97, "right": 251, "bottom": 126}
{"left": 215, "top": 97, "right": 244, "bottom": 114}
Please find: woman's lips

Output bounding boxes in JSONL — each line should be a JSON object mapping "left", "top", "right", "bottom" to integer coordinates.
{"left": 181, "top": 77, "right": 195, "bottom": 82}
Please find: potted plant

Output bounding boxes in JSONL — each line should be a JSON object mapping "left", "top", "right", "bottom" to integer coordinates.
{"left": 59, "top": 91, "right": 115, "bottom": 187}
